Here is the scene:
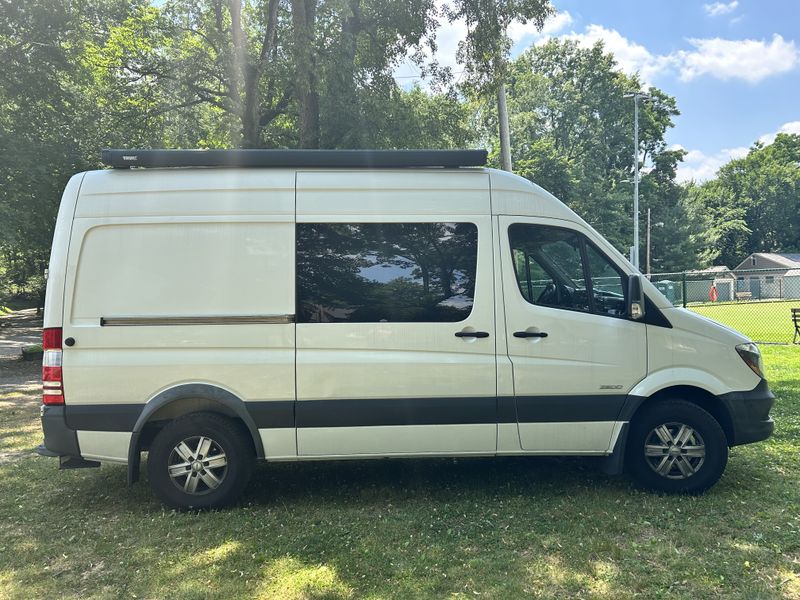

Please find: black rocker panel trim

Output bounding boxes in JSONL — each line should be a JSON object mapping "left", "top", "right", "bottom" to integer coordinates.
{"left": 65, "top": 404, "right": 142, "bottom": 432}
{"left": 514, "top": 395, "right": 628, "bottom": 423}
{"left": 295, "top": 397, "right": 498, "bottom": 428}
{"left": 63, "top": 395, "right": 631, "bottom": 431}
{"left": 247, "top": 401, "right": 295, "bottom": 429}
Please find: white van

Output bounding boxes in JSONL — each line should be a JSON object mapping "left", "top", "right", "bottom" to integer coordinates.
{"left": 38, "top": 149, "right": 774, "bottom": 509}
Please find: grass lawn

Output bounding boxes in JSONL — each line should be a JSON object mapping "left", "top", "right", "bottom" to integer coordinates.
{"left": 687, "top": 300, "right": 800, "bottom": 344}
{"left": 0, "top": 347, "right": 798, "bottom": 599}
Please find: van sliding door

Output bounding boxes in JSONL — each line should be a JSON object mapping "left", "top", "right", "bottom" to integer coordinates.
{"left": 295, "top": 171, "right": 497, "bottom": 456}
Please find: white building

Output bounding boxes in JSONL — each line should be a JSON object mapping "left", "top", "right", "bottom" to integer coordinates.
{"left": 732, "top": 253, "right": 800, "bottom": 299}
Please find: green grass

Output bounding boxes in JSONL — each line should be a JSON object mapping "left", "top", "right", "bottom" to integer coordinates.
{"left": 1, "top": 347, "right": 799, "bottom": 599}
{"left": 688, "top": 300, "right": 800, "bottom": 344}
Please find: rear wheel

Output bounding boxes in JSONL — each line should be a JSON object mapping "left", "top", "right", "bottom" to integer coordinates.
{"left": 627, "top": 400, "right": 728, "bottom": 494}
{"left": 147, "top": 412, "right": 253, "bottom": 509}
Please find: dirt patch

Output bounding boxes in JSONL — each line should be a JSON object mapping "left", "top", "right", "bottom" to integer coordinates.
{"left": 0, "top": 310, "right": 44, "bottom": 465}
{"left": 0, "top": 308, "right": 43, "bottom": 394}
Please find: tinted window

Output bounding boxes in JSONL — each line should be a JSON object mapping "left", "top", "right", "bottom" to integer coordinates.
{"left": 297, "top": 223, "right": 478, "bottom": 323}
{"left": 509, "top": 224, "right": 627, "bottom": 317}
{"left": 509, "top": 225, "right": 591, "bottom": 312}
{"left": 584, "top": 243, "right": 627, "bottom": 316}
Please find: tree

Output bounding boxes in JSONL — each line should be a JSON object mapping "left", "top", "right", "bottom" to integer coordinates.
{"left": 0, "top": 0, "right": 124, "bottom": 300}
{"left": 688, "top": 134, "right": 800, "bottom": 267}
{"left": 477, "top": 38, "right": 683, "bottom": 259}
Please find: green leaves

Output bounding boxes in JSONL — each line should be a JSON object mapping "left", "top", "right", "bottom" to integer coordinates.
{"left": 689, "top": 134, "right": 800, "bottom": 267}
{"left": 480, "top": 38, "right": 686, "bottom": 263}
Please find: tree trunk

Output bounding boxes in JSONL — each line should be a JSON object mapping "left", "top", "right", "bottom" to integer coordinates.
{"left": 227, "top": 0, "right": 246, "bottom": 146}
{"left": 241, "top": 0, "right": 280, "bottom": 147}
{"left": 292, "top": 0, "right": 320, "bottom": 148}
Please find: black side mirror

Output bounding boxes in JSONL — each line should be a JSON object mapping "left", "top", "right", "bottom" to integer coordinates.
{"left": 627, "top": 274, "right": 646, "bottom": 320}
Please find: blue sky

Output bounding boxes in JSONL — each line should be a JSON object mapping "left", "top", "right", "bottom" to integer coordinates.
{"left": 395, "top": 0, "right": 800, "bottom": 182}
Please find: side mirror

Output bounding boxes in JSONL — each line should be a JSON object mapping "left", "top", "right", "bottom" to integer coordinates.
{"left": 627, "top": 274, "right": 646, "bottom": 320}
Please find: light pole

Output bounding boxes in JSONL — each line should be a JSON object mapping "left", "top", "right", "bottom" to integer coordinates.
{"left": 646, "top": 207, "right": 664, "bottom": 276}
{"left": 623, "top": 91, "right": 650, "bottom": 270}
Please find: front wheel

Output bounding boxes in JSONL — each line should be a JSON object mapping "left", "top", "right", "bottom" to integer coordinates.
{"left": 627, "top": 400, "right": 728, "bottom": 494}
{"left": 147, "top": 412, "right": 254, "bottom": 509}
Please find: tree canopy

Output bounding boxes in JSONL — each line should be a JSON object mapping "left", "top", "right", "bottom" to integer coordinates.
{"left": 1, "top": 0, "right": 796, "bottom": 303}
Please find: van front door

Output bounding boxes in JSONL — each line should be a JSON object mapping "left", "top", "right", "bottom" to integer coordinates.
{"left": 295, "top": 171, "right": 497, "bottom": 456}
{"left": 498, "top": 217, "right": 647, "bottom": 453}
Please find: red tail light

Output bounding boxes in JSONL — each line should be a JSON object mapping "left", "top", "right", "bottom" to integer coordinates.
{"left": 42, "top": 327, "right": 64, "bottom": 405}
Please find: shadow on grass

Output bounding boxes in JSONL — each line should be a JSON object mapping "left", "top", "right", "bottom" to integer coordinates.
{"left": 2, "top": 443, "right": 797, "bottom": 599}
{"left": 245, "top": 454, "right": 624, "bottom": 507}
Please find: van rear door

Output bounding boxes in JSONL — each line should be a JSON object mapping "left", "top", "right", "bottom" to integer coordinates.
{"left": 295, "top": 171, "right": 497, "bottom": 456}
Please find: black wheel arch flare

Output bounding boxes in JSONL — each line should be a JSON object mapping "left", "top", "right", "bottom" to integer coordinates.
{"left": 127, "top": 384, "right": 266, "bottom": 485}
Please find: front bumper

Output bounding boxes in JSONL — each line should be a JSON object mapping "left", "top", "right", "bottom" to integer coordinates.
{"left": 720, "top": 379, "right": 775, "bottom": 446}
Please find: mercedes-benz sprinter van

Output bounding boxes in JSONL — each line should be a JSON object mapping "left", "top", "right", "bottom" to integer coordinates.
{"left": 38, "top": 149, "right": 774, "bottom": 509}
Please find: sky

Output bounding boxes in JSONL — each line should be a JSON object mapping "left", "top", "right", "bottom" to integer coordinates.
{"left": 393, "top": 0, "right": 800, "bottom": 183}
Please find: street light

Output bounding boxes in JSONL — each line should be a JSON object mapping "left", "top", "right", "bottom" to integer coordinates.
{"left": 623, "top": 91, "right": 651, "bottom": 270}
{"left": 646, "top": 207, "right": 664, "bottom": 276}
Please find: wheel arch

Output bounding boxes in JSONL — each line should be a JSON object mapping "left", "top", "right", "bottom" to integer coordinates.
{"left": 127, "top": 384, "right": 265, "bottom": 485}
{"left": 622, "top": 385, "right": 735, "bottom": 447}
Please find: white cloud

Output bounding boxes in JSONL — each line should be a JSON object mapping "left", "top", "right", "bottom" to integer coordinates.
{"left": 703, "top": 1, "right": 738, "bottom": 17}
{"left": 673, "top": 145, "right": 749, "bottom": 183}
{"left": 540, "top": 27, "right": 799, "bottom": 85}
{"left": 675, "top": 120, "right": 800, "bottom": 182}
{"left": 508, "top": 10, "right": 573, "bottom": 42}
{"left": 397, "top": 12, "right": 798, "bottom": 88}
{"left": 555, "top": 25, "right": 674, "bottom": 83}
{"left": 677, "top": 35, "right": 799, "bottom": 83}
{"left": 540, "top": 11, "right": 574, "bottom": 36}
{"left": 757, "top": 120, "right": 800, "bottom": 145}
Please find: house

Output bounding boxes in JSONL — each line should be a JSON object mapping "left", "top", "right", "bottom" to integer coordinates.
{"left": 684, "top": 265, "right": 737, "bottom": 302}
{"left": 732, "top": 253, "right": 800, "bottom": 299}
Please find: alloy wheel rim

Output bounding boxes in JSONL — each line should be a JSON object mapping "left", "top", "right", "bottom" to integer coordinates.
{"left": 644, "top": 422, "right": 706, "bottom": 480}
{"left": 167, "top": 435, "right": 228, "bottom": 495}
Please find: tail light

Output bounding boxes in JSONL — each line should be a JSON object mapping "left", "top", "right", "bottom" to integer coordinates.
{"left": 42, "top": 327, "right": 64, "bottom": 405}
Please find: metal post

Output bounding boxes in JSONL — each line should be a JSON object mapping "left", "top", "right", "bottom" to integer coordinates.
{"left": 633, "top": 94, "right": 640, "bottom": 270}
{"left": 646, "top": 207, "right": 651, "bottom": 276}
{"left": 624, "top": 91, "right": 651, "bottom": 270}
{"left": 682, "top": 271, "right": 687, "bottom": 308}
{"left": 498, "top": 83, "right": 512, "bottom": 172}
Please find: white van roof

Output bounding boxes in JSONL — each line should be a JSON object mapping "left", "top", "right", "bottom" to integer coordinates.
{"left": 76, "top": 165, "right": 579, "bottom": 222}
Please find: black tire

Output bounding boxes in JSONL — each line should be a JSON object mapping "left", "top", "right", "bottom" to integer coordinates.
{"left": 627, "top": 400, "right": 728, "bottom": 494}
{"left": 147, "top": 412, "right": 254, "bottom": 510}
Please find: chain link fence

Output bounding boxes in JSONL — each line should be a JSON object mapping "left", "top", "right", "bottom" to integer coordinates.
{"left": 648, "top": 268, "right": 800, "bottom": 344}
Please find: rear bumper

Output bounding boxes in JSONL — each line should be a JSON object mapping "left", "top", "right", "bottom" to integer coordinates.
{"left": 39, "top": 405, "right": 81, "bottom": 456}
{"left": 720, "top": 379, "right": 775, "bottom": 446}
{"left": 38, "top": 406, "right": 101, "bottom": 468}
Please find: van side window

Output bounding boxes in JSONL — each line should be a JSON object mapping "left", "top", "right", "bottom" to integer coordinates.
{"left": 508, "top": 224, "right": 627, "bottom": 317}
{"left": 584, "top": 243, "right": 627, "bottom": 316}
{"left": 297, "top": 222, "right": 478, "bottom": 323}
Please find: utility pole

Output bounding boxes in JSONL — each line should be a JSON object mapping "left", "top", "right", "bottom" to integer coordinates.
{"left": 498, "top": 83, "right": 512, "bottom": 172}
{"left": 624, "top": 91, "right": 650, "bottom": 270}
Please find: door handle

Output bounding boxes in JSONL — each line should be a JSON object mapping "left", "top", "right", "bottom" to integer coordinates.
{"left": 513, "top": 331, "right": 548, "bottom": 338}
{"left": 455, "top": 331, "right": 490, "bottom": 338}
